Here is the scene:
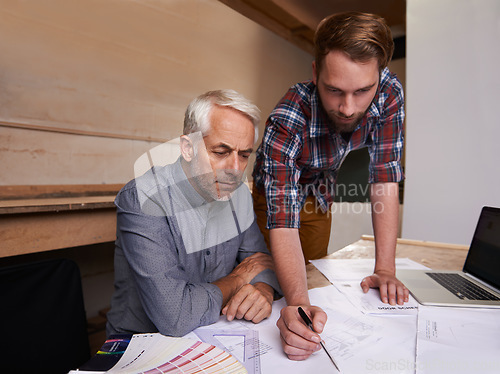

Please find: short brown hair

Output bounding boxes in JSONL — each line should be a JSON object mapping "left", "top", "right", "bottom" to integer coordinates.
{"left": 314, "top": 12, "right": 394, "bottom": 74}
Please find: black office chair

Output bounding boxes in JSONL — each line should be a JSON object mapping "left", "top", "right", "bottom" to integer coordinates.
{"left": 0, "top": 258, "right": 91, "bottom": 374}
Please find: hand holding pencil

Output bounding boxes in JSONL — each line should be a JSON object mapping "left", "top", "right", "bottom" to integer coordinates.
{"left": 275, "top": 304, "right": 328, "bottom": 361}
{"left": 298, "top": 307, "right": 341, "bottom": 372}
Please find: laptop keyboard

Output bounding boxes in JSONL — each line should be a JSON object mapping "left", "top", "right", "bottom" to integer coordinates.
{"left": 426, "top": 272, "right": 500, "bottom": 301}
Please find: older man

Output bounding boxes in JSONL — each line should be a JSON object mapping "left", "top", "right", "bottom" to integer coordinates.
{"left": 107, "top": 89, "right": 280, "bottom": 337}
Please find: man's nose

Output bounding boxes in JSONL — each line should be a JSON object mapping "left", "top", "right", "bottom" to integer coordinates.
{"left": 339, "top": 95, "right": 355, "bottom": 117}
{"left": 231, "top": 153, "right": 243, "bottom": 170}
{"left": 224, "top": 153, "right": 245, "bottom": 175}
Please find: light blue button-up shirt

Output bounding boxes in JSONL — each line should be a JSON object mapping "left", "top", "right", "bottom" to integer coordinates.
{"left": 107, "top": 158, "right": 280, "bottom": 337}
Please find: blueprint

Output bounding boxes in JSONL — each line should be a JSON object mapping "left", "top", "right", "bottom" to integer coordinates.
{"left": 416, "top": 305, "right": 500, "bottom": 374}
{"left": 334, "top": 280, "right": 419, "bottom": 315}
{"left": 190, "top": 285, "right": 417, "bottom": 373}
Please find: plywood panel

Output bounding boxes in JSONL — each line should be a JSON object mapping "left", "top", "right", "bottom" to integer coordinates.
{"left": 0, "top": 0, "right": 312, "bottom": 185}
{"left": 0, "top": 0, "right": 311, "bottom": 139}
{"left": 0, "top": 127, "right": 158, "bottom": 185}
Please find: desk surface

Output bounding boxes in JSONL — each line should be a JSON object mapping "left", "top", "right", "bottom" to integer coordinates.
{"left": 307, "top": 235, "right": 469, "bottom": 289}
{"left": 303, "top": 237, "right": 498, "bottom": 374}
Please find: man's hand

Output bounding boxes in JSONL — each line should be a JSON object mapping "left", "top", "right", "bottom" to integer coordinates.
{"left": 231, "top": 252, "right": 274, "bottom": 284}
{"left": 276, "top": 305, "right": 327, "bottom": 361}
{"left": 213, "top": 252, "right": 275, "bottom": 313}
{"left": 360, "top": 270, "right": 409, "bottom": 305}
{"left": 222, "top": 282, "right": 274, "bottom": 323}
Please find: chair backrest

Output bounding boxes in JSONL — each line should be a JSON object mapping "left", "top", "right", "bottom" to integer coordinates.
{"left": 0, "top": 258, "right": 90, "bottom": 374}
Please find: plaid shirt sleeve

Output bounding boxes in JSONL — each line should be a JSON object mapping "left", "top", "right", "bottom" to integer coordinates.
{"left": 260, "top": 88, "right": 308, "bottom": 229}
{"left": 367, "top": 70, "right": 405, "bottom": 184}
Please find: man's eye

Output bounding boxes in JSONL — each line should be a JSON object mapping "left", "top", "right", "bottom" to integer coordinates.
{"left": 355, "top": 89, "right": 370, "bottom": 95}
{"left": 327, "top": 89, "right": 343, "bottom": 96}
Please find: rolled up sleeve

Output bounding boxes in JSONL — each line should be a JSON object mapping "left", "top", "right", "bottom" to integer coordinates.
{"left": 260, "top": 117, "right": 303, "bottom": 230}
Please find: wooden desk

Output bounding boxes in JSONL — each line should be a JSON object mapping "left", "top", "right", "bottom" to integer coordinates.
{"left": 307, "top": 235, "right": 469, "bottom": 289}
{"left": 0, "top": 185, "right": 122, "bottom": 258}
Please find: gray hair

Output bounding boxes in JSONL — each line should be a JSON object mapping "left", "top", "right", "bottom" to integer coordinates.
{"left": 183, "top": 89, "right": 260, "bottom": 142}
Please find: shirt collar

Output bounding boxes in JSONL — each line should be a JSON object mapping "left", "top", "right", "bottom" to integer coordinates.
{"left": 170, "top": 158, "right": 238, "bottom": 213}
{"left": 367, "top": 93, "right": 381, "bottom": 119}
{"left": 367, "top": 67, "right": 391, "bottom": 119}
{"left": 309, "top": 84, "right": 331, "bottom": 138}
{"left": 170, "top": 157, "right": 207, "bottom": 209}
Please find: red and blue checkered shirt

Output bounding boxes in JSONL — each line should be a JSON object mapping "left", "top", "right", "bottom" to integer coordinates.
{"left": 252, "top": 67, "right": 405, "bottom": 229}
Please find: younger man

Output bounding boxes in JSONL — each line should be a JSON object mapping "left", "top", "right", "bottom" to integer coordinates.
{"left": 252, "top": 12, "right": 409, "bottom": 360}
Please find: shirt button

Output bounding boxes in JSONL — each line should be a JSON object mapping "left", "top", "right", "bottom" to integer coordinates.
{"left": 206, "top": 250, "right": 211, "bottom": 255}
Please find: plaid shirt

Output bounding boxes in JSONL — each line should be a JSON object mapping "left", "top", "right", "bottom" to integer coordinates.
{"left": 253, "top": 67, "right": 405, "bottom": 229}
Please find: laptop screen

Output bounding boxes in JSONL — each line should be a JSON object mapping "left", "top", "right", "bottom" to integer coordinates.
{"left": 463, "top": 206, "right": 500, "bottom": 290}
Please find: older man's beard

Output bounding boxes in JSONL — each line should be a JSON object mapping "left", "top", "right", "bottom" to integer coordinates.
{"left": 190, "top": 169, "right": 243, "bottom": 201}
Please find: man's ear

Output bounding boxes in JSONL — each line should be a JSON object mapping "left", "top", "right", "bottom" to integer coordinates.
{"left": 312, "top": 60, "right": 317, "bottom": 85}
{"left": 180, "top": 135, "right": 194, "bottom": 162}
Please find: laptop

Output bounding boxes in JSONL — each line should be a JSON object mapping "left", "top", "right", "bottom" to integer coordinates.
{"left": 397, "top": 206, "right": 500, "bottom": 308}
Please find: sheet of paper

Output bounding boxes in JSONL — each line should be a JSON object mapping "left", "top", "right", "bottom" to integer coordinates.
{"left": 309, "top": 286, "right": 417, "bottom": 373}
{"left": 334, "top": 280, "right": 419, "bottom": 315}
{"left": 310, "top": 257, "right": 429, "bottom": 282}
{"left": 416, "top": 305, "right": 500, "bottom": 374}
{"left": 311, "top": 258, "right": 424, "bottom": 315}
{"left": 192, "top": 285, "right": 417, "bottom": 373}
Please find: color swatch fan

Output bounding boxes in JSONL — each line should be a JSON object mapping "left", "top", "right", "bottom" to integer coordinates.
{"left": 71, "top": 333, "right": 247, "bottom": 373}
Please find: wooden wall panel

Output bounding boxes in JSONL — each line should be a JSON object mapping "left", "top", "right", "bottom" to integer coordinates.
{"left": 1, "top": 127, "right": 155, "bottom": 185}
{"left": 0, "top": 0, "right": 312, "bottom": 185}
